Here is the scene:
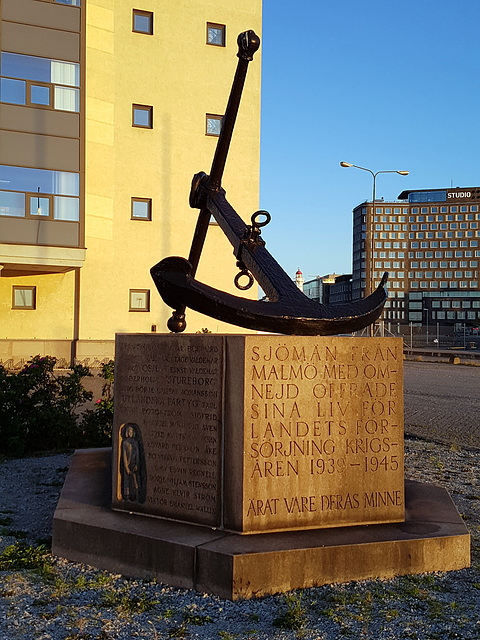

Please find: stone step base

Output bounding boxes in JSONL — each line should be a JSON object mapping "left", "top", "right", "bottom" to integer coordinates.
{"left": 52, "top": 448, "right": 470, "bottom": 600}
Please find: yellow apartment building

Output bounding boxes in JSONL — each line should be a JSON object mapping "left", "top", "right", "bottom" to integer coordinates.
{"left": 0, "top": 0, "right": 262, "bottom": 367}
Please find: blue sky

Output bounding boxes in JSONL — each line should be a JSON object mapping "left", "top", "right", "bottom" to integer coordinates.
{"left": 258, "top": 0, "right": 480, "bottom": 283}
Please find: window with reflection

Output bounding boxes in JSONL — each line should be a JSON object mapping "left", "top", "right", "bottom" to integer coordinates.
{"left": 131, "top": 198, "right": 152, "bottom": 220}
{"left": 206, "top": 114, "right": 222, "bottom": 136}
{"left": 29, "top": 193, "right": 51, "bottom": 216}
{"left": 129, "top": 289, "right": 150, "bottom": 311}
{"left": 133, "top": 10, "right": 153, "bottom": 34}
{"left": 12, "top": 286, "right": 36, "bottom": 309}
{"left": 207, "top": 23, "right": 226, "bottom": 46}
{"left": 0, "top": 165, "right": 79, "bottom": 220}
{"left": 132, "top": 104, "right": 153, "bottom": 128}
{"left": 38, "top": 0, "right": 81, "bottom": 5}
{"left": 0, "top": 53, "right": 80, "bottom": 112}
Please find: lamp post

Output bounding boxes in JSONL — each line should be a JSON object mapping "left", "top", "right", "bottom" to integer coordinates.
{"left": 340, "top": 163, "right": 409, "bottom": 299}
{"left": 423, "top": 307, "right": 429, "bottom": 346}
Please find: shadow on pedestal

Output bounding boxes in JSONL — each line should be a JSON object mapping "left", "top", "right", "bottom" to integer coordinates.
{"left": 52, "top": 448, "right": 470, "bottom": 600}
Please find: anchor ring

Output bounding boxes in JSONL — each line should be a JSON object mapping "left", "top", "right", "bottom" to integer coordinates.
{"left": 251, "top": 210, "right": 271, "bottom": 228}
{"left": 234, "top": 269, "right": 254, "bottom": 290}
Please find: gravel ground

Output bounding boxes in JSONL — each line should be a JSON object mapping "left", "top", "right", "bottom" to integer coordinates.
{"left": 0, "top": 438, "right": 479, "bottom": 640}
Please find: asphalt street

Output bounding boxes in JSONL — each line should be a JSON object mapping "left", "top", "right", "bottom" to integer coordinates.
{"left": 404, "top": 360, "right": 480, "bottom": 449}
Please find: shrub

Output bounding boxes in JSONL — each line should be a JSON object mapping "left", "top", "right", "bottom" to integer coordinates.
{"left": 0, "top": 356, "right": 116, "bottom": 456}
{"left": 0, "top": 356, "right": 92, "bottom": 456}
{"left": 79, "top": 360, "right": 114, "bottom": 447}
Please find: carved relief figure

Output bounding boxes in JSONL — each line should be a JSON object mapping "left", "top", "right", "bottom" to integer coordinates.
{"left": 119, "top": 422, "right": 146, "bottom": 503}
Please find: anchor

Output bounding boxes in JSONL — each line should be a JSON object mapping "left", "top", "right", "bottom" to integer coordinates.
{"left": 151, "top": 30, "right": 388, "bottom": 336}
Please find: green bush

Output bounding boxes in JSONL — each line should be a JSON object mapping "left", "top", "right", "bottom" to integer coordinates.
{"left": 0, "top": 356, "right": 114, "bottom": 456}
{"left": 79, "top": 360, "right": 114, "bottom": 447}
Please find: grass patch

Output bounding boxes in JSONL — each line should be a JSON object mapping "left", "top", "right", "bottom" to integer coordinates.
{"left": 167, "top": 623, "right": 188, "bottom": 638}
{"left": 0, "top": 542, "right": 54, "bottom": 579}
{"left": 273, "top": 592, "right": 306, "bottom": 631}
{"left": 100, "top": 587, "right": 159, "bottom": 615}
{"left": 183, "top": 612, "right": 213, "bottom": 625}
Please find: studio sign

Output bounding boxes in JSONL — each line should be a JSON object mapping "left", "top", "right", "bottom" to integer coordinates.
{"left": 448, "top": 191, "right": 471, "bottom": 199}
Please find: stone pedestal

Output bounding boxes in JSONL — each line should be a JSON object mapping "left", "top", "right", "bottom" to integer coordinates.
{"left": 51, "top": 333, "right": 470, "bottom": 599}
{"left": 112, "top": 334, "right": 404, "bottom": 533}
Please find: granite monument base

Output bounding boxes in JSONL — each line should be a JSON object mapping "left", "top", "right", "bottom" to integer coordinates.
{"left": 53, "top": 448, "right": 470, "bottom": 600}
{"left": 113, "top": 334, "right": 406, "bottom": 534}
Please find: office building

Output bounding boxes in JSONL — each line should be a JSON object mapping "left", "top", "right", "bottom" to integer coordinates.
{"left": 297, "top": 271, "right": 353, "bottom": 306}
{"left": 0, "top": 0, "right": 262, "bottom": 366}
{"left": 352, "top": 187, "right": 480, "bottom": 330}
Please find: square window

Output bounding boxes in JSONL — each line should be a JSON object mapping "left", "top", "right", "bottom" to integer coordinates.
{"left": 0, "top": 78, "right": 26, "bottom": 105}
{"left": 206, "top": 114, "right": 222, "bottom": 136}
{"left": 12, "top": 286, "right": 36, "bottom": 309}
{"left": 133, "top": 10, "right": 153, "bottom": 35}
{"left": 0, "top": 190, "right": 25, "bottom": 217}
{"left": 29, "top": 193, "right": 51, "bottom": 217}
{"left": 207, "top": 22, "right": 225, "bottom": 46}
{"left": 51, "top": 60, "right": 80, "bottom": 87}
{"left": 129, "top": 289, "right": 150, "bottom": 312}
{"left": 133, "top": 104, "right": 153, "bottom": 128}
{"left": 131, "top": 198, "right": 152, "bottom": 220}
{"left": 54, "top": 196, "right": 79, "bottom": 221}
{"left": 54, "top": 86, "right": 80, "bottom": 112}
{"left": 30, "top": 83, "right": 51, "bottom": 106}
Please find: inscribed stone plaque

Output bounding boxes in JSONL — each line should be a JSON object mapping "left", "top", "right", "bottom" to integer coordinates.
{"left": 112, "top": 334, "right": 223, "bottom": 527}
{"left": 224, "top": 336, "right": 404, "bottom": 533}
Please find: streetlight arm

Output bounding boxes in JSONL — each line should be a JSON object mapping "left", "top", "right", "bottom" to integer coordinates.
{"left": 340, "top": 162, "right": 409, "bottom": 180}
{"left": 340, "top": 162, "right": 375, "bottom": 179}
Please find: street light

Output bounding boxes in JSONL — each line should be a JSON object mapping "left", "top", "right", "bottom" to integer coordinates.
{"left": 340, "top": 163, "right": 409, "bottom": 298}
{"left": 423, "top": 308, "right": 429, "bottom": 346}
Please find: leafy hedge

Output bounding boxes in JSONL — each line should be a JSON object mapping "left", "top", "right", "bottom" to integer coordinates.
{"left": 0, "top": 355, "right": 114, "bottom": 457}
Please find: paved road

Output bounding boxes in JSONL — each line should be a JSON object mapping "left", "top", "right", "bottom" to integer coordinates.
{"left": 404, "top": 360, "right": 480, "bottom": 449}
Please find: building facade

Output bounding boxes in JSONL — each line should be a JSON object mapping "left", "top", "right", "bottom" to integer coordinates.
{"left": 0, "top": 0, "right": 262, "bottom": 366}
{"left": 352, "top": 187, "right": 480, "bottom": 330}
{"left": 298, "top": 271, "right": 353, "bottom": 306}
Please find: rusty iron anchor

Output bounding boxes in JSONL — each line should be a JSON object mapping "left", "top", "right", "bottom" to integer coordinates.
{"left": 151, "top": 30, "right": 388, "bottom": 336}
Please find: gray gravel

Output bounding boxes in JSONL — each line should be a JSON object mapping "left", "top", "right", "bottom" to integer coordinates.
{"left": 0, "top": 438, "right": 479, "bottom": 640}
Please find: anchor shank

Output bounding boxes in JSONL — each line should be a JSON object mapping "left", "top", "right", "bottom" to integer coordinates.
{"left": 210, "top": 30, "right": 260, "bottom": 191}
{"left": 187, "top": 205, "right": 211, "bottom": 277}
{"left": 186, "top": 30, "right": 260, "bottom": 279}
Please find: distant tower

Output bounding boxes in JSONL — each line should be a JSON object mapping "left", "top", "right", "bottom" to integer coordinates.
{"left": 295, "top": 268, "right": 304, "bottom": 292}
